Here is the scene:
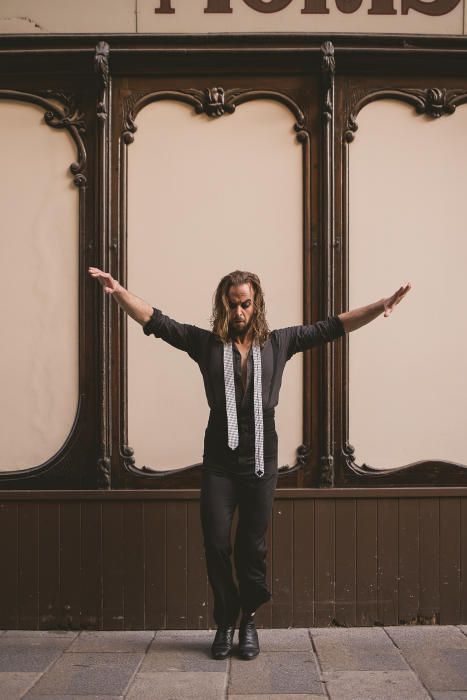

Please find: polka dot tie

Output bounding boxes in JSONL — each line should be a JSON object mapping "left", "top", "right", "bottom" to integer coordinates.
{"left": 223, "top": 340, "right": 264, "bottom": 478}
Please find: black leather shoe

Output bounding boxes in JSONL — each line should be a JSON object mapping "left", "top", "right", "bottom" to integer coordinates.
{"left": 238, "top": 615, "right": 260, "bottom": 660}
{"left": 211, "top": 626, "right": 235, "bottom": 660}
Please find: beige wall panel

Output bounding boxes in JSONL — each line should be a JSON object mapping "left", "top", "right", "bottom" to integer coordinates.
{"left": 0, "top": 0, "right": 135, "bottom": 34}
{"left": 127, "top": 100, "right": 303, "bottom": 470}
{"left": 0, "top": 100, "right": 79, "bottom": 470}
{"left": 348, "top": 100, "right": 467, "bottom": 469}
{"left": 140, "top": 0, "right": 464, "bottom": 36}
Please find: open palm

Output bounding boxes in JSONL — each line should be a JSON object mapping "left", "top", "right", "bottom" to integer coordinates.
{"left": 88, "top": 267, "right": 120, "bottom": 294}
{"left": 383, "top": 282, "right": 411, "bottom": 317}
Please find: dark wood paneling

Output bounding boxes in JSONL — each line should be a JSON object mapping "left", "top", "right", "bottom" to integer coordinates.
{"left": 166, "top": 502, "right": 187, "bottom": 629}
{"left": 102, "top": 502, "right": 124, "bottom": 629}
{"left": 335, "top": 499, "right": 356, "bottom": 626}
{"left": 123, "top": 502, "right": 145, "bottom": 629}
{"left": 377, "top": 499, "right": 398, "bottom": 626}
{"left": 461, "top": 498, "right": 467, "bottom": 624}
{"left": 144, "top": 502, "right": 166, "bottom": 629}
{"left": 38, "top": 503, "right": 60, "bottom": 629}
{"left": 81, "top": 502, "right": 102, "bottom": 628}
{"left": 18, "top": 503, "right": 38, "bottom": 629}
{"left": 314, "top": 499, "right": 336, "bottom": 626}
{"left": 1, "top": 492, "right": 467, "bottom": 630}
{"left": 398, "top": 499, "right": 419, "bottom": 625}
{"left": 293, "top": 500, "right": 314, "bottom": 627}
{"left": 0, "top": 503, "right": 18, "bottom": 628}
{"left": 439, "top": 498, "right": 461, "bottom": 624}
{"left": 356, "top": 499, "right": 378, "bottom": 626}
{"left": 419, "top": 498, "right": 440, "bottom": 623}
{"left": 187, "top": 501, "right": 209, "bottom": 629}
{"left": 60, "top": 503, "right": 81, "bottom": 629}
{"left": 271, "top": 499, "right": 293, "bottom": 628}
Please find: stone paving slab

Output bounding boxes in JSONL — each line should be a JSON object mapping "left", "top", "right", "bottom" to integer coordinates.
{"left": 126, "top": 671, "right": 226, "bottom": 699}
{"left": 257, "top": 628, "right": 312, "bottom": 652}
{"left": 22, "top": 652, "right": 143, "bottom": 697}
{"left": 142, "top": 630, "right": 227, "bottom": 672}
{"left": 385, "top": 626, "right": 467, "bottom": 691}
{"left": 0, "top": 637, "right": 74, "bottom": 672}
{"left": 0, "top": 671, "right": 41, "bottom": 699}
{"left": 3, "top": 631, "right": 79, "bottom": 638}
{"left": 432, "top": 693, "right": 467, "bottom": 699}
{"left": 228, "top": 695, "right": 325, "bottom": 699}
{"left": 459, "top": 627, "right": 467, "bottom": 636}
{"left": 24, "top": 696, "right": 124, "bottom": 700}
{"left": 310, "top": 627, "right": 408, "bottom": 672}
{"left": 322, "top": 670, "right": 431, "bottom": 699}
{"left": 229, "top": 651, "right": 324, "bottom": 695}
{"left": 66, "top": 630, "right": 155, "bottom": 653}
{"left": 386, "top": 625, "right": 467, "bottom": 648}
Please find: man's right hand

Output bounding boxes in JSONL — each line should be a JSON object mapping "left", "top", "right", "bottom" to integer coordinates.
{"left": 88, "top": 267, "right": 121, "bottom": 295}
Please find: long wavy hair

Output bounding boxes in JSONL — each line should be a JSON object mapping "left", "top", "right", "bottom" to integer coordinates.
{"left": 211, "top": 270, "right": 270, "bottom": 346}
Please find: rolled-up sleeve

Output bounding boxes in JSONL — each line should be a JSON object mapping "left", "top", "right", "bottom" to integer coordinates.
{"left": 142, "top": 307, "right": 205, "bottom": 362}
{"left": 282, "top": 315, "right": 345, "bottom": 360}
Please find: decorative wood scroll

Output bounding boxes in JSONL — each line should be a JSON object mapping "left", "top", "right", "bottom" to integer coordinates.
{"left": 0, "top": 88, "right": 90, "bottom": 486}
{"left": 339, "top": 82, "right": 467, "bottom": 486}
{"left": 119, "top": 86, "right": 312, "bottom": 484}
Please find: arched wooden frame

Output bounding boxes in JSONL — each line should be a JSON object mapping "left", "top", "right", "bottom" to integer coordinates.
{"left": 0, "top": 87, "right": 97, "bottom": 489}
{"left": 113, "top": 80, "right": 325, "bottom": 489}
{"left": 335, "top": 79, "right": 467, "bottom": 487}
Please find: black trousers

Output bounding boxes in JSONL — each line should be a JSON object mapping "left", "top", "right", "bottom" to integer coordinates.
{"left": 200, "top": 469, "right": 278, "bottom": 628}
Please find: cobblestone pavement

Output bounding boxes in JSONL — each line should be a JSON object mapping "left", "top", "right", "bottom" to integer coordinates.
{"left": 0, "top": 626, "right": 466, "bottom": 699}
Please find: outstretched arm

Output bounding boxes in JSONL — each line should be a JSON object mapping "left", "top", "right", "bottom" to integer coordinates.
{"left": 88, "top": 267, "right": 153, "bottom": 326}
{"left": 338, "top": 282, "right": 411, "bottom": 334}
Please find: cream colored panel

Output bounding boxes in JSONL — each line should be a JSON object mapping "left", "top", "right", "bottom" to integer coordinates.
{"left": 0, "top": 0, "right": 135, "bottom": 33}
{"left": 140, "top": 0, "right": 463, "bottom": 36}
{"left": 348, "top": 100, "right": 467, "bottom": 469}
{"left": 0, "top": 100, "right": 79, "bottom": 470}
{"left": 128, "top": 100, "right": 302, "bottom": 470}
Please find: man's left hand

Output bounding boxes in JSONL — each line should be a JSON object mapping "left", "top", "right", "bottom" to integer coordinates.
{"left": 383, "top": 282, "right": 412, "bottom": 317}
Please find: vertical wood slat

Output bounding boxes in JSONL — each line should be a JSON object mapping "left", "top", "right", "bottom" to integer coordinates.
{"left": 0, "top": 503, "right": 18, "bottom": 629}
{"left": 255, "top": 510, "right": 273, "bottom": 630}
{"left": 461, "top": 498, "right": 467, "bottom": 624}
{"left": 271, "top": 499, "right": 293, "bottom": 628}
{"left": 398, "top": 499, "right": 419, "bottom": 625}
{"left": 60, "top": 502, "right": 81, "bottom": 629}
{"left": 356, "top": 499, "right": 378, "bottom": 626}
{"left": 38, "top": 503, "right": 60, "bottom": 630}
{"left": 293, "top": 500, "right": 314, "bottom": 627}
{"left": 144, "top": 502, "right": 166, "bottom": 629}
{"left": 439, "top": 498, "right": 461, "bottom": 625}
{"left": 335, "top": 499, "right": 356, "bottom": 626}
{"left": 419, "top": 498, "right": 440, "bottom": 623}
{"left": 314, "top": 500, "right": 335, "bottom": 626}
{"left": 123, "top": 502, "right": 145, "bottom": 630}
{"left": 187, "top": 500, "right": 209, "bottom": 629}
{"left": 377, "top": 499, "right": 398, "bottom": 626}
{"left": 18, "top": 503, "right": 38, "bottom": 629}
{"left": 81, "top": 502, "right": 102, "bottom": 629}
{"left": 102, "top": 502, "right": 124, "bottom": 630}
{"left": 166, "top": 502, "right": 187, "bottom": 629}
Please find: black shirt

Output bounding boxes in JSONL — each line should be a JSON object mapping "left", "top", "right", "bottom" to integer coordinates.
{"left": 143, "top": 308, "right": 345, "bottom": 477}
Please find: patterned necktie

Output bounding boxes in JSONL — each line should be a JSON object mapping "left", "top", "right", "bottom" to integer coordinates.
{"left": 223, "top": 339, "right": 264, "bottom": 478}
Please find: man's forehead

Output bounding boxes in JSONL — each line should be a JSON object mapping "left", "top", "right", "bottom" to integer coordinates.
{"left": 228, "top": 283, "right": 254, "bottom": 300}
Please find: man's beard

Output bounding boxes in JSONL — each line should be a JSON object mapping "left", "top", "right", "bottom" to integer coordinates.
{"left": 229, "top": 318, "right": 253, "bottom": 339}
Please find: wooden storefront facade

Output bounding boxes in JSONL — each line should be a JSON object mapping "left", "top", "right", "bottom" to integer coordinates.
{"left": 1, "top": 34, "right": 466, "bottom": 629}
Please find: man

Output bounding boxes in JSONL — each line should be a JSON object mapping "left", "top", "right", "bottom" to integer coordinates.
{"left": 88, "top": 266, "right": 411, "bottom": 660}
